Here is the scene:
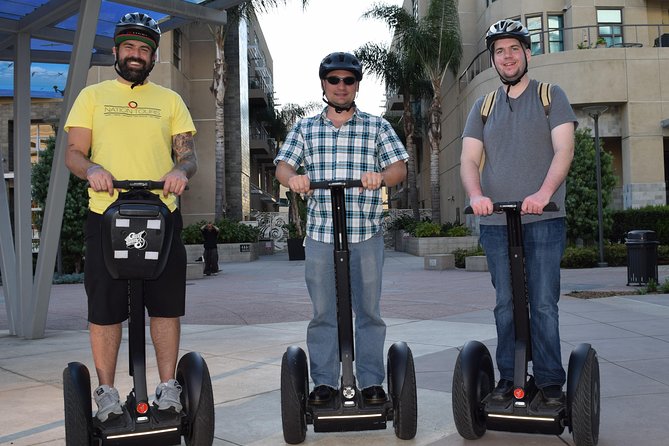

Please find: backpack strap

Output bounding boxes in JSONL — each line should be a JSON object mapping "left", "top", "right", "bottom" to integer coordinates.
{"left": 537, "top": 82, "right": 552, "bottom": 116}
{"left": 480, "top": 89, "right": 497, "bottom": 125}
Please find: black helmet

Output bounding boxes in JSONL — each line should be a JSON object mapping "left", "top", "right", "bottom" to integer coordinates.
{"left": 319, "top": 52, "right": 363, "bottom": 81}
{"left": 485, "top": 19, "right": 531, "bottom": 52}
{"left": 114, "top": 12, "right": 161, "bottom": 50}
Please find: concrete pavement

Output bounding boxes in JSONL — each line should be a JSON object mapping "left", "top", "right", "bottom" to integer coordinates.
{"left": 1, "top": 251, "right": 668, "bottom": 445}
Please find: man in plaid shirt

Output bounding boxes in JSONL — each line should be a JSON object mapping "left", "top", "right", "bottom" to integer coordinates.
{"left": 274, "top": 52, "right": 408, "bottom": 406}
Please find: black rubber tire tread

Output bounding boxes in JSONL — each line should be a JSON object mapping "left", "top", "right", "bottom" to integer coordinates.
{"left": 281, "top": 352, "right": 307, "bottom": 444}
{"left": 184, "top": 362, "right": 215, "bottom": 446}
{"left": 62, "top": 367, "right": 92, "bottom": 446}
{"left": 451, "top": 352, "right": 489, "bottom": 440}
{"left": 393, "top": 351, "right": 418, "bottom": 440}
{"left": 571, "top": 348, "right": 600, "bottom": 446}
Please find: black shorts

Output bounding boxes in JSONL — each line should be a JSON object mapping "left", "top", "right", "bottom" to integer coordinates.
{"left": 84, "top": 209, "right": 186, "bottom": 325}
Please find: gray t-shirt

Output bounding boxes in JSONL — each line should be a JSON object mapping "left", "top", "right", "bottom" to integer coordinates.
{"left": 462, "top": 79, "right": 578, "bottom": 225}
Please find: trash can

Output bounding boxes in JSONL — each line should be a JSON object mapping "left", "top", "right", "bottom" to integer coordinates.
{"left": 625, "top": 230, "right": 659, "bottom": 285}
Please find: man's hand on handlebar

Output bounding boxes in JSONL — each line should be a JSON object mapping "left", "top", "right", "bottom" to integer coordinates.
{"left": 160, "top": 169, "right": 189, "bottom": 197}
{"left": 287, "top": 174, "right": 311, "bottom": 194}
{"left": 521, "top": 191, "right": 551, "bottom": 215}
{"left": 468, "top": 195, "right": 494, "bottom": 216}
{"left": 360, "top": 172, "right": 383, "bottom": 192}
{"left": 86, "top": 164, "right": 115, "bottom": 196}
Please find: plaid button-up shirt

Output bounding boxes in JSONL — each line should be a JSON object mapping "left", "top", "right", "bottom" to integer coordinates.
{"left": 275, "top": 107, "right": 408, "bottom": 244}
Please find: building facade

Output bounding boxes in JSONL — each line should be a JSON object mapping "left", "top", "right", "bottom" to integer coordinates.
{"left": 396, "top": 0, "right": 669, "bottom": 223}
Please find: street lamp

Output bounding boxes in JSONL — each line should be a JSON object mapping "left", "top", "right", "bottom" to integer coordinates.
{"left": 583, "top": 105, "right": 608, "bottom": 267}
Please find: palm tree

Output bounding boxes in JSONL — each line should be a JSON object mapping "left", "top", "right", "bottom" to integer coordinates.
{"left": 355, "top": 42, "right": 428, "bottom": 220}
{"left": 207, "top": 0, "right": 309, "bottom": 219}
{"left": 363, "top": 0, "right": 462, "bottom": 223}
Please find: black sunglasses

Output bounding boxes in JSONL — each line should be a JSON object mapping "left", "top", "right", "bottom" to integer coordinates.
{"left": 326, "top": 76, "right": 357, "bottom": 86}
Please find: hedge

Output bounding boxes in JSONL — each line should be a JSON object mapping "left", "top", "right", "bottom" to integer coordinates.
{"left": 610, "top": 205, "right": 669, "bottom": 244}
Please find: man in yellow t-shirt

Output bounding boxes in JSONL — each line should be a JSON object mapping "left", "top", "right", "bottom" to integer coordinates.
{"left": 64, "top": 12, "right": 197, "bottom": 423}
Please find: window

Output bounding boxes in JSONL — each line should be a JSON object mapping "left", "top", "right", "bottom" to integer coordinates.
{"left": 547, "top": 15, "right": 564, "bottom": 53}
{"left": 597, "top": 9, "right": 623, "bottom": 47}
{"left": 526, "top": 15, "right": 543, "bottom": 55}
{"left": 31, "top": 123, "right": 54, "bottom": 164}
{"left": 411, "top": 0, "right": 418, "bottom": 19}
{"left": 172, "top": 28, "right": 182, "bottom": 70}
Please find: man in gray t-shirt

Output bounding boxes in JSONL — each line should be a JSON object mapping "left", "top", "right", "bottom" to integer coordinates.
{"left": 460, "top": 19, "right": 578, "bottom": 406}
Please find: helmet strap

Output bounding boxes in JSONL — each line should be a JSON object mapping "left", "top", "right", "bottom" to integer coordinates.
{"left": 492, "top": 47, "right": 528, "bottom": 112}
{"left": 322, "top": 93, "right": 355, "bottom": 114}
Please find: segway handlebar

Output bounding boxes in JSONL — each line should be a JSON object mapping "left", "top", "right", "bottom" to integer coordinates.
{"left": 310, "top": 179, "right": 389, "bottom": 190}
{"left": 112, "top": 180, "right": 165, "bottom": 190}
{"left": 464, "top": 201, "right": 559, "bottom": 214}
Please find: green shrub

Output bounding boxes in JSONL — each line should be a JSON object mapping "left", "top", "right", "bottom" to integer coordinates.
{"left": 561, "top": 246, "right": 598, "bottom": 268}
{"left": 52, "top": 273, "right": 85, "bottom": 284}
{"left": 182, "top": 219, "right": 261, "bottom": 244}
{"left": 659, "top": 278, "right": 669, "bottom": 293}
{"left": 610, "top": 205, "right": 669, "bottom": 244}
{"left": 658, "top": 245, "right": 669, "bottom": 265}
{"left": 604, "top": 243, "right": 627, "bottom": 267}
{"left": 444, "top": 225, "right": 472, "bottom": 237}
{"left": 414, "top": 221, "right": 442, "bottom": 237}
{"left": 453, "top": 246, "right": 485, "bottom": 268}
{"left": 389, "top": 214, "right": 418, "bottom": 232}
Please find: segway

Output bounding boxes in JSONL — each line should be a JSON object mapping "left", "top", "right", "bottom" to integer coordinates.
{"left": 63, "top": 180, "right": 215, "bottom": 445}
{"left": 280, "top": 180, "right": 417, "bottom": 444}
{"left": 452, "top": 202, "right": 600, "bottom": 446}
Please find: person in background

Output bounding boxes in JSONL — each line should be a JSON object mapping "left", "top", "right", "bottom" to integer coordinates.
{"left": 201, "top": 222, "right": 220, "bottom": 276}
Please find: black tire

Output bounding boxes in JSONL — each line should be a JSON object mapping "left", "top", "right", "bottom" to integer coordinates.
{"left": 571, "top": 348, "right": 600, "bottom": 446}
{"left": 281, "top": 349, "right": 308, "bottom": 444}
{"left": 389, "top": 350, "right": 417, "bottom": 440}
{"left": 62, "top": 364, "right": 92, "bottom": 446}
{"left": 181, "top": 360, "right": 215, "bottom": 446}
{"left": 451, "top": 346, "right": 494, "bottom": 440}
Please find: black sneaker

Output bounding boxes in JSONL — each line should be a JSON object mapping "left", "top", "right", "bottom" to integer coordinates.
{"left": 541, "top": 385, "right": 564, "bottom": 406}
{"left": 491, "top": 379, "right": 514, "bottom": 401}
{"left": 362, "top": 386, "right": 387, "bottom": 404}
{"left": 308, "top": 385, "right": 336, "bottom": 405}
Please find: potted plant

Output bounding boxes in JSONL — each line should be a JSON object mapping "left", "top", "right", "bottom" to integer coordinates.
{"left": 596, "top": 37, "right": 607, "bottom": 48}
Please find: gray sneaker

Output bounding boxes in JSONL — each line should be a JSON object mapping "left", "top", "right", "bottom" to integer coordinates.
{"left": 154, "top": 379, "right": 183, "bottom": 413}
{"left": 94, "top": 385, "right": 123, "bottom": 422}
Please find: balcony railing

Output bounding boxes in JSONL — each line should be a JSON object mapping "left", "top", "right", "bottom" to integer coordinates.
{"left": 458, "top": 23, "right": 669, "bottom": 90}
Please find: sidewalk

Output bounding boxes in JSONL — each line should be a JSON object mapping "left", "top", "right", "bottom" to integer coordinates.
{"left": 1, "top": 251, "right": 668, "bottom": 445}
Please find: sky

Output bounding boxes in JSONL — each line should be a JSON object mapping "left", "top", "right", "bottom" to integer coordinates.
{"left": 257, "top": 0, "right": 404, "bottom": 116}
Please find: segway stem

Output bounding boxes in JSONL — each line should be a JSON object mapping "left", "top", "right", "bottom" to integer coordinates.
{"left": 128, "top": 279, "right": 149, "bottom": 421}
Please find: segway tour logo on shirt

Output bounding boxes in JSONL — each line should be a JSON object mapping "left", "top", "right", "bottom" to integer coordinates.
{"left": 104, "top": 102, "right": 161, "bottom": 119}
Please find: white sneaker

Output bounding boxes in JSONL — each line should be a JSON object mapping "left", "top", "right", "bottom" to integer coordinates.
{"left": 154, "top": 379, "right": 183, "bottom": 413}
{"left": 94, "top": 385, "right": 123, "bottom": 422}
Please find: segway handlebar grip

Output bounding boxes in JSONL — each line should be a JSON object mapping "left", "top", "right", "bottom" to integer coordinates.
{"left": 464, "top": 201, "right": 559, "bottom": 214}
{"left": 112, "top": 180, "right": 166, "bottom": 191}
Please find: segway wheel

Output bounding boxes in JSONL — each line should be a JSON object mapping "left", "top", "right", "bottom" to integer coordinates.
{"left": 387, "top": 342, "right": 417, "bottom": 440}
{"left": 571, "top": 347, "right": 600, "bottom": 446}
{"left": 178, "top": 353, "right": 215, "bottom": 446}
{"left": 63, "top": 362, "right": 93, "bottom": 446}
{"left": 452, "top": 341, "right": 494, "bottom": 440}
{"left": 280, "top": 346, "right": 309, "bottom": 444}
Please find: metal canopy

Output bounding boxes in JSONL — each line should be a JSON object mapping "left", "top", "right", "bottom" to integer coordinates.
{"left": 0, "top": 0, "right": 243, "bottom": 339}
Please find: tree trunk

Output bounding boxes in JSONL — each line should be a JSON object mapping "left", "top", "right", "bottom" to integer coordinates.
{"left": 402, "top": 96, "right": 420, "bottom": 220}
{"left": 211, "top": 27, "right": 228, "bottom": 220}
{"left": 428, "top": 82, "right": 442, "bottom": 223}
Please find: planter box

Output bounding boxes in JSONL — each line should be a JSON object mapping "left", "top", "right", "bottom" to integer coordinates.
{"left": 185, "top": 242, "right": 260, "bottom": 263}
{"left": 393, "top": 229, "right": 411, "bottom": 252}
{"left": 403, "top": 236, "right": 479, "bottom": 257}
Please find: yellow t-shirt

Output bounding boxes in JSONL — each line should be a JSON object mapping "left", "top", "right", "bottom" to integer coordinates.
{"left": 64, "top": 79, "right": 196, "bottom": 214}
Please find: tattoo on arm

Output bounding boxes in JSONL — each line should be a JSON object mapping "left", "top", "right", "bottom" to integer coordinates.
{"left": 173, "top": 132, "right": 197, "bottom": 178}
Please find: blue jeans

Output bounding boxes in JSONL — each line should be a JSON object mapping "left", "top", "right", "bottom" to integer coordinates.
{"left": 304, "top": 231, "right": 386, "bottom": 389}
{"left": 479, "top": 218, "right": 566, "bottom": 388}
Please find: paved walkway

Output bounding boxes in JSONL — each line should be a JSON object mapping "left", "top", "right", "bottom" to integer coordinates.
{"left": 1, "top": 251, "right": 668, "bottom": 445}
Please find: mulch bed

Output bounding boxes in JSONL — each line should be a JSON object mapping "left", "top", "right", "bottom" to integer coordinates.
{"left": 565, "top": 290, "right": 633, "bottom": 299}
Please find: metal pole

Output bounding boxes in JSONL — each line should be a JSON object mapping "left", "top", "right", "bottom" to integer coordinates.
{"left": 593, "top": 113, "right": 607, "bottom": 267}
